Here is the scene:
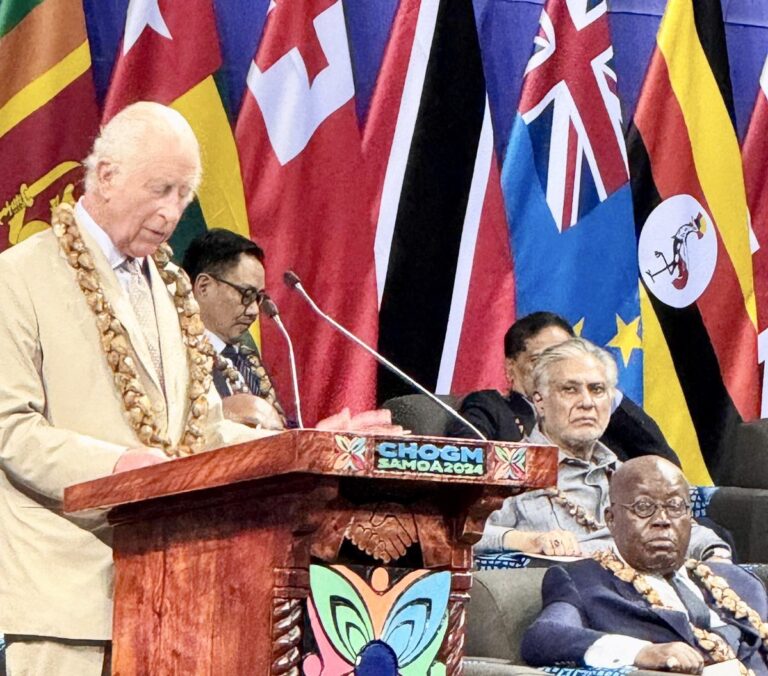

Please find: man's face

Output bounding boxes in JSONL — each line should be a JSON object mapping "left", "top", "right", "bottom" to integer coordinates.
{"left": 97, "top": 135, "right": 199, "bottom": 258}
{"left": 606, "top": 465, "right": 691, "bottom": 576}
{"left": 533, "top": 354, "right": 612, "bottom": 457}
{"left": 506, "top": 326, "right": 572, "bottom": 397}
{"left": 195, "top": 254, "right": 266, "bottom": 343}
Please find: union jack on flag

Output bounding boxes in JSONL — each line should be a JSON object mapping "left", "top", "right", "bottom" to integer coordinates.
{"left": 518, "top": 0, "right": 629, "bottom": 231}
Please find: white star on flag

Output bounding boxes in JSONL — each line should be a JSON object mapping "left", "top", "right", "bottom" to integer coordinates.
{"left": 123, "top": 0, "right": 173, "bottom": 55}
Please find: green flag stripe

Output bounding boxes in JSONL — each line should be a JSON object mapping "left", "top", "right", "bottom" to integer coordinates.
{"left": 0, "top": 0, "right": 45, "bottom": 38}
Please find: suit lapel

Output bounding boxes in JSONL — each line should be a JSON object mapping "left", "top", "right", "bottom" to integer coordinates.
{"left": 77, "top": 218, "right": 167, "bottom": 424}
{"left": 609, "top": 571, "right": 698, "bottom": 644}
{"left": 148, "top": 259, "right": 186, "bottom": 442}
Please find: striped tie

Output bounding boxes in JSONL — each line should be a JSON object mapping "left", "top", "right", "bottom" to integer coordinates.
{"left": 123, "top": 257, "right": 164, "bottom": 389}
{"left": 222, "top": 344, "right": 286, "bottom": 421}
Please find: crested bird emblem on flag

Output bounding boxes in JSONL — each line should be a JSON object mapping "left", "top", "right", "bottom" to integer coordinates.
{"left": 639, "top": 195, "right": 718, "bottom": 309}
{"left": 646, "top": 212, "right": 706, "bottom": 290}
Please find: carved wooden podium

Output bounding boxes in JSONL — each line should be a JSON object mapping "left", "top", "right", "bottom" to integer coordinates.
{"left": 64, "top": 430, "right": 557, "bottom": 675}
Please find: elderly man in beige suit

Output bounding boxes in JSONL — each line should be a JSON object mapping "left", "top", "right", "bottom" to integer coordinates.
{"left": 0, "top": 102, "right": 271, "bottom": 675}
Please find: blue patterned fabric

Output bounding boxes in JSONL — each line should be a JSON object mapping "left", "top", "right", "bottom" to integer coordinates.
{"left": 690, "top": 486, "right": 716, "bottom": 519}
{"left": 475, "top": 551, "right": 532, "bottom": 570}
{"left": 544, "top": 667, "right": 634, "bottom": 676}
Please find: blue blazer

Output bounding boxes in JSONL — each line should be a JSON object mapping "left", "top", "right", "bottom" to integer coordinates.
{"left": 521, "top": 559, "right": 768, "bottom": 674}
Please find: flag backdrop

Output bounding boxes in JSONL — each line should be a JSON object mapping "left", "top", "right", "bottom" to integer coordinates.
{"left": 743, "top": 53, "right": 768, "bottom": 417}
{"left": 367, "top": 0, "right": 514, "bottom": 403}
{"left": 0, "top": 0, "right": 98, "bottom": 251}
{"left": 1, "top": 0, "right": 768, "bottom": 464}
{"left": 235, "top": 0, "right": 380, "bottom": 424}
{"left": 102, "top": 0, "right": 250, "bottom": 252}
{"left": 628, "top": 0, "right": 759, "bottom": 484}
{"left": 501, "top": 0, "right": 643, "bottom": 402}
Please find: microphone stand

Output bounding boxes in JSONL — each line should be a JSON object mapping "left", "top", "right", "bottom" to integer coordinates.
{"left": 283, "top": 271, "right": 488, "bottom": 441}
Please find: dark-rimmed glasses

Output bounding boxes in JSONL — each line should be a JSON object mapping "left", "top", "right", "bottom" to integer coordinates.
{"left": 614, "top": 497, "right": 691, "bottom": 519}
{"left": 208, "top": 274, "right": 266, "bottom": 307}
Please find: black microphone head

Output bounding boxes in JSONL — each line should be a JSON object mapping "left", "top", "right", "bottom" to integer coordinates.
{"left": 283, "top": 270, "right": 301, "bottom": 289}
{"left": 260, "top": 296, "right": 280, "bottom": 318}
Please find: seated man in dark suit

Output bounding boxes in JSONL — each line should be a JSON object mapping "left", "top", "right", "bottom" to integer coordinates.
{"left": 183, "top": 229, "right": 286, "bottom": 430}
{"left": 183, "top": 228, "right": 400, "bottom": 433}
{"left": 521, "top": 456, "right": 768, "bottom": 674}
{"left": 447, "top": 311, "right": 679, "bottom": 466}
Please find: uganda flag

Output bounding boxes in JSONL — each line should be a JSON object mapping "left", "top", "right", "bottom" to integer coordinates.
{"left": 0, "top": 0, "right": 98, "bottom": 251}
{"left": 628, "top": 0, "right": 759, "bottom": 484}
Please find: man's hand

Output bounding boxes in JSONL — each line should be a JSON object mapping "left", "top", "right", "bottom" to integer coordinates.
{"left": 503, "top": 529, "right": 582, "bottom": 556}
{"left": 316, "top": 408, "right": 405, "bottom": 435}
{"left": 222, "top": 393, "right": 285, "bottom": 430}
{"left": 113, "top": 446, "right": 168, "bottom": 474}
{"left": 634, "top": 642, "right": 704, "bottom": 674}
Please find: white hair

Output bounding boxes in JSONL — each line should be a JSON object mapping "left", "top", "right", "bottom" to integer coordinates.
{"left": 83, "top": 101, "right": 202, "bottom": 193}
{"left": 532, "top": 337, "right": 618, "bottom": 394}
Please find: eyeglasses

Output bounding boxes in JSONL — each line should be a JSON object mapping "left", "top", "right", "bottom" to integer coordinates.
{"left": 208, "top": 274, "right": 266, "bottom": 307}
{"left": 615, "top": 497, "right": 691, "bottom": 519}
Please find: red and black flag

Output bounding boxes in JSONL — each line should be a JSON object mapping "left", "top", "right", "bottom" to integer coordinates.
{"left": 628, "top": 0, "right": 759, "bottom": 483}
{"left": 0, "top": 0, "right": 99, "bottom": 252}
{"left": 367, "top": 0, "right": 514, "bottom": 404}
{"left": 742, "top": 54, "right": 768, "bottom": 417}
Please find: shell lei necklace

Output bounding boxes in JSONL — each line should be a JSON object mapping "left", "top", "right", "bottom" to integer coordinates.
{"left": 594, "top": 550, "right": 762, "bottom": 675}
{"left": 547, "top": 488, "right": 604, "bottom": 532}
{"left": 52, "top": 203, "right": 214, "bottom": 458}
{"left": 214, "top": 353, "right": 249, "bottom": 394}
{"left": 687, "top": 560, "right": 768, "bottom": 651}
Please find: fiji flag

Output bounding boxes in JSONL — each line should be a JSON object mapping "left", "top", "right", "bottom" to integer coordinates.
{"left": 501, "top": 0, "right": 642, "bottom": 401}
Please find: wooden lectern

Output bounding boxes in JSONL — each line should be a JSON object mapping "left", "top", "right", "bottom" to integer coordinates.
{"left": 64, "top": 430, "right": 557, "bottom": 675}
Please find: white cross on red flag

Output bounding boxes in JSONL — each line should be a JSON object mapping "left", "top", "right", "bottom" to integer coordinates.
{"left": 236, "top": 0, "right": 378, "bottom": 423}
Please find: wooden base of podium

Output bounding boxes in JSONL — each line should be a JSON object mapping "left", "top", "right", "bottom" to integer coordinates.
{"left": 65, "top": 431, "right": 556, "bottom": 674}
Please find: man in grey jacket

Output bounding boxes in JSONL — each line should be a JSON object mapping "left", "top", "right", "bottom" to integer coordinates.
{"left": 475, "top": 338, "right": 729, "bottom": 561}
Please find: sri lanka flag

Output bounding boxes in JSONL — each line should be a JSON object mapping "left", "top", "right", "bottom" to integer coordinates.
{"left": 0, "top": 0, "right": 99, "bottom": 251}
{"left": 501, "top": 0, "right": 642, "bottom": 401}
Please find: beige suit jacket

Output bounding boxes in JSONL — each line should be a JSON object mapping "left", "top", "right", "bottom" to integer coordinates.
{"left": 0, "top": 221, "right": 266, "bottom": 639}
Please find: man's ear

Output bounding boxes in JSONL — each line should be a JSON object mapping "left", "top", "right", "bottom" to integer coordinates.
{"left": 95, "top": 160, "right": 117, "bottom": 199}
{"left": 193, "top": 273, "right": 212, "bottom": 298}
{"left": 604, "top": 506, "right": 615, "bottom": 531}
{"left": 504, "top": 357, "right": 516, "bottom": 390}
{"left": 532, "top": 390, "right": 545, "bottom": 417}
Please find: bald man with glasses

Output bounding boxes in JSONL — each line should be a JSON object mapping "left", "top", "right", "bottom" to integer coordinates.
{"left": 521, "top": 456, "right": 768, "bottom": 675}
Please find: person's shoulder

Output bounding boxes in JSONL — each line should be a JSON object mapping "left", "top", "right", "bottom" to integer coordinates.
{"left": 0, "top": 228, "right": 59, "bottom": 275}
{"left": 708, "top": 561, "right": 766, "bottom": 590}
{"left": 460, "top": 389, "right": 507, "bottom": 406}
{"left": 543, "top": 558, "right": 604, "bottom": 584}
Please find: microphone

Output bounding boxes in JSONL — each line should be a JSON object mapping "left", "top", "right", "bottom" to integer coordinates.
{"left": 260, "top": 295, "right": 304, "bottom": 428}
{"left": 282, "top": 271, "right": 488, "bottom": 441}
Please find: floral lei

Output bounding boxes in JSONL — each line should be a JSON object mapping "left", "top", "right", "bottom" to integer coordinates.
{"left": 52, "top": 202, "right": 215, "bottom": 458}
{"left": 594, "top": 549, "right": 767, "bottom": 675}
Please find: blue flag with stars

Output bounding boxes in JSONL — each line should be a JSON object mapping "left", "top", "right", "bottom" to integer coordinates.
{"left": 501, "top": 0, "right": 642, "bottom": 401}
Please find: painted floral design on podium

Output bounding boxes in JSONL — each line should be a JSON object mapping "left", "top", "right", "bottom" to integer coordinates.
{"left": 303, "top": 564, "right": 450, "bottom": 675}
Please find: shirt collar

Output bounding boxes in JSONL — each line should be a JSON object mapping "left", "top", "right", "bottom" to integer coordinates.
{"left": 75, "top": 198, "right": 145, "bottom": 271}
{"left": 613, "top": 546, "right": 688, "bottom": 581}
{"left": 527, "top": 424, "right": 618, "bottom": 470}
{"left": 205, "top": 329, "right": 228, "bottom": 354}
